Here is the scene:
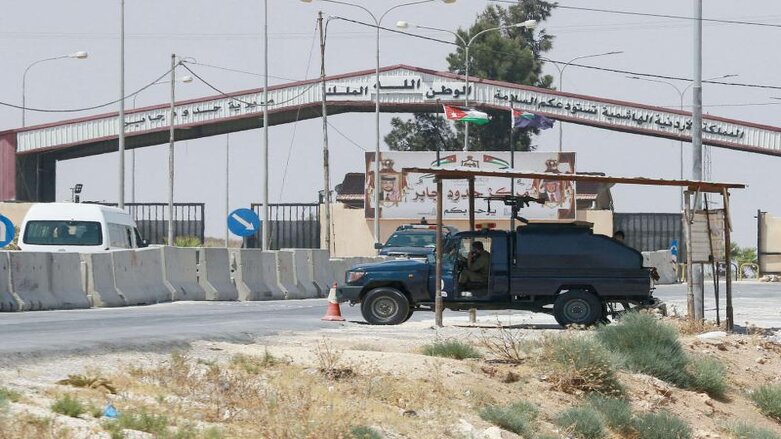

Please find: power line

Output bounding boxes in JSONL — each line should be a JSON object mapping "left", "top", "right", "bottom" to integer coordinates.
{"left": 279, "top": 23, "right": 320, "bottom": 200}
{"left": 334, "top": 15, "right": 781, "bottom": 91}
{"left": 491, "top": 0, "right": 781, "bottom": 29}
{"left": 0, "top": 65, "right": 175, "bottom": 113}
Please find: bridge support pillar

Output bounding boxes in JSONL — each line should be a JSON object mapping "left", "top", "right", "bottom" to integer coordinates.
{"left": 15, "top": 154, "right": 55, "bottom": 202}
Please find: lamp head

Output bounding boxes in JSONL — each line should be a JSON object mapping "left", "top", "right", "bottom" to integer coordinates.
{"left": 180, "top": 75, "right": 194, "bottom": 83}
{"left": 396, "top": 21, "right": 410, "bottom": 29}
{"left": 69, "top": 51, "right": 88, "bottom": 59}
{"left": 300, "top": 0, "right": 314, "bottom": 2}
{"left": 515, "top": 19, "right": 537, "bottom": 29}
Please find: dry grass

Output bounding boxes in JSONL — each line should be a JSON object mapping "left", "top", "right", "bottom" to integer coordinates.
{"left": 98, "top": 347, "right": 466, "bottom": 438}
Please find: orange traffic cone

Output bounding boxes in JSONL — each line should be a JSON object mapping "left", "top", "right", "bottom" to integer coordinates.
{"left": 322, "top": 283, "right": 345, "bottom": 321}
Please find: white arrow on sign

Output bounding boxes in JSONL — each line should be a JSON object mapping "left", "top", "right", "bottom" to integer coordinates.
{"left": 231, "top": 212, "right": 255, "bottom": 231}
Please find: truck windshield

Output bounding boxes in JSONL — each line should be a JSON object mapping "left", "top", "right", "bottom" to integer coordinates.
{"left": 384, "top": 233, "right": 436, "bottom": 248}
{"left": 23, "top": 221, "right": 102, "bottom": 246}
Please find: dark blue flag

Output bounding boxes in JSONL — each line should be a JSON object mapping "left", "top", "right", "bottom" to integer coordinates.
{"left": 511, "top": 109, "right": 555, "bottom": 129}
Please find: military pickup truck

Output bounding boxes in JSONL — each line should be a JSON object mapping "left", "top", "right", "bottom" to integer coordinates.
{"left": 337, "top": 222, "right": 659, "bottom": 327}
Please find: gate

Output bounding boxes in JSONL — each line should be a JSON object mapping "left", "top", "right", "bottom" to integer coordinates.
{"left": 613, "top": 212, "right": 685, "bottom": 258}
{"left": 128, "top": 203, "right": 205, "bottom": 245}
{"left": 89, "top": 202, "right": 205, "bottom": 245}
{"left": 246, "top": 203, "right": 320, "bottom": 250}
{"left": 758, "top": 210, "right": 781, "bottom": 275}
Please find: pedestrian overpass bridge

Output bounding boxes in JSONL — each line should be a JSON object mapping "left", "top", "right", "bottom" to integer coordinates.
{"left": 2, "top": 64, "right": 780, "bottom": 201}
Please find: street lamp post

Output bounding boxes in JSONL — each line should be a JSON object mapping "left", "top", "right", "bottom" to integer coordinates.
{"left": 301, "top": 0, "right": 455, "bottom": 249}
{"left": 129, "top": 75, "right": 193, "bottom": 204}
{"left": 21, "top": 51, "right": 88, "bottom": 127}
{"left": 21, "top": 51, "right": 88, "bottom": 201}
{"left": 397, "top": 20, "right": 537, "bottom": 151}
{"left": 540, "top": 51, "right": 622, "bottom": 152}
{"left": 119, "top": 0, "right": 126, "bottom": 209}
{"left": 626, "top": 73, "right": 737, "bottom": 210}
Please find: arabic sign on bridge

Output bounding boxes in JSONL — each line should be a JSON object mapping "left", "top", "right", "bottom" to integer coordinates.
{"left": 365, "top": 151, "right": 576, "bottom": 221}
{"left": 13, "top": 65, "right": 781, "bottom": 156}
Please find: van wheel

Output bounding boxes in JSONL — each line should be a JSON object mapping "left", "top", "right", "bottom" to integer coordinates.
{"left": 402, "top": 309, "right": 414, "bottom": 323}
{"left": 361, "top": 287, "right": 410, "bottom": 325}
{"left": 553, "top": 290, "right": 603, "bottom": 327}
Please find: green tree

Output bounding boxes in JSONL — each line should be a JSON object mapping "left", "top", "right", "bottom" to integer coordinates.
{"left": 385, "top": 1, "right": 556, "bottom": 152}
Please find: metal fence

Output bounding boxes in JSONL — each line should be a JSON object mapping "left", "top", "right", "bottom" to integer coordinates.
{"left": 613, "top": 212, "right": 685, "bottom": 258}
{"left": 89, "top": 202, "right": 205, "bottom": 245}
{"left": 247, "top": 203, "right": 320, "bottom": 250}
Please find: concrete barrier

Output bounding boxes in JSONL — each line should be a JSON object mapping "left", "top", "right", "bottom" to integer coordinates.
{"left": 199, "top": 248, "right": 238, "bottom": 301}
{"left": 310, "top": 249, "right": 333, "bottom": 295}
{"left": 275, "top": 250, "right": 314, "bottom": 299}
{"left": 8, "top": 252, "right": 90, "bottom": 311}
{"left": 82, "top": 253, "right": 126, "bottom": 307}
{"left": 112, "top": 248, "right": 170, "bottom": 305}
{"left": 232, "top": 249, "right": 282, "bottom": 300}
{"left": 162, "top": 246, "right": 206, "bottom": 301}
{"left": 0, "top": 252, "right": 21, "bottom": 311}
{"left": 329, "top": 258, "right": 348, "bottom": 286}
{"left": 642, "top": 250, "right": 677, "bottom": 285}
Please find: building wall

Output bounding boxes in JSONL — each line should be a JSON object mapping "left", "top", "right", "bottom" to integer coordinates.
{"left": 324, "top": 203, "right": 614, "bottom": 257}
{"left": 577, "top": 209, "right": 613, "bottom": 237}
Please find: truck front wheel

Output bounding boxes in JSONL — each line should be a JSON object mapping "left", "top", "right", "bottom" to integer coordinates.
{"left": 553, "top": 290, "right": 603, "bottom": 327}
{"left": 361, "top": 287, "right": 410, "bottom": 325}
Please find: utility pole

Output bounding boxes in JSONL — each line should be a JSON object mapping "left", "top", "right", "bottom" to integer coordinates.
{"left": 261, "top": 0, "right": 271, "bottom": 251}
{"left": 118, "top": 0, "right": 126, "bottom": 209}
{"left": 319, "top": 11, "right": 332, "bottom": 253}
{"left": 167, "top": 54, "right": 176, "bottom": 246}
{"left": 689, "top": 0, "right": 705, "bottom": 321}
{"left": 225, "top": 133, "right": 230, "bottom": 248}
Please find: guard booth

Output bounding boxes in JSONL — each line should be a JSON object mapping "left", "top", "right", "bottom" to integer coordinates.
{"left": 403, "top": 166, "right": 744, "bottom": 330}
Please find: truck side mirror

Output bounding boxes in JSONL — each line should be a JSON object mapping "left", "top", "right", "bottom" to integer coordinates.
{"left": 140, "top": 239, "right": 149, "bottom": 248}
{"left": 373, "top": 242, "right": 383, "bottom": 250}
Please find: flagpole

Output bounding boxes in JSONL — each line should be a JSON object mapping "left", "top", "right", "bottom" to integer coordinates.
{"left": 509, "top": 104, "right": 515, "bottom": 232}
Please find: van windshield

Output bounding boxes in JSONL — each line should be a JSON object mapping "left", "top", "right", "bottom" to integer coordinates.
{"left": 23, "top": 221, "right": 103, "bottom": 246}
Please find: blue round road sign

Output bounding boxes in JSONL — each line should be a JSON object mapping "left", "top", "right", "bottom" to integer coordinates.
{"left": 227, "top": 208, "right": 261, "bottom": 237}
{"left": 0, "top": 214, "right": 15, "bottom": 248}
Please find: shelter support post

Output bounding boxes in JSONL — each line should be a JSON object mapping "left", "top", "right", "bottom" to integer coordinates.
{"left": 684, "top": 191, "right": 695, "bottom": 321}
{"left": 468, "top": 177, "right": 476, "bottom": 324}
{"left": 723, "top": 189, "right": 734, "bottom": 331}
{"left": 435, "top": 177, "right": 444, "bottom": 327}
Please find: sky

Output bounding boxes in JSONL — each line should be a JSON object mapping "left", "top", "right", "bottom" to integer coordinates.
{"left": 1, "top": 0, "right": 780, "bottom": 246}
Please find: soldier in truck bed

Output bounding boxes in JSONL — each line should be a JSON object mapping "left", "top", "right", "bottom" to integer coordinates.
{"left": 458, "top": 241, "right": 490, "bottom": 287}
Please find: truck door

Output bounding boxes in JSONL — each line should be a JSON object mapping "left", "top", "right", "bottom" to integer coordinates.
{"left": 489, "top": 234, "right": 510, "bottom": 299}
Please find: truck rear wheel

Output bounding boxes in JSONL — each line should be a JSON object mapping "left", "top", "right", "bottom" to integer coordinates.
{"left": 361, "top": 287, "right": 410, "bottom": 325}
{"left": 553, "top": 290, "right": 603, "bottom": 327}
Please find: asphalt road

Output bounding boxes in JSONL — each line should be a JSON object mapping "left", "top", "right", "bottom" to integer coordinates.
{"left": 1, "top": 282, "right": 778, "bottom": 360}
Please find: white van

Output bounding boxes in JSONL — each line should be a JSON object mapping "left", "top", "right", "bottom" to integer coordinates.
{"left": 19, "top": 203, "right": 147, "bottom": 253}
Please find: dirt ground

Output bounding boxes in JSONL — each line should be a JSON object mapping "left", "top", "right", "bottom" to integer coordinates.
{"left": 1, "top": 317, "right": 780, "bottom": 439}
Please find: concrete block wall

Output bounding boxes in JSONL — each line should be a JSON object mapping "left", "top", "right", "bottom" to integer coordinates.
{"left": 0, "top": 247, "right": 367, "bottom": 312}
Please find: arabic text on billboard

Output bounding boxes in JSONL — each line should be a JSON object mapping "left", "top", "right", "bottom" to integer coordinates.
{"left": 365, "top": 151, "right": 576, "bottom": 220}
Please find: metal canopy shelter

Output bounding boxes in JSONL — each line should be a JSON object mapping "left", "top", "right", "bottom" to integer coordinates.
{"left": 404, "top": 166, "right": 746, "bottom": 330}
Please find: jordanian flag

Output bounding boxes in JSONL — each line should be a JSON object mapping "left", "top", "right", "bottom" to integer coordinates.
{"left": 483, "top": 154, "right": 510, "bottom": 169}
{"left": 443, "top": 105, "right": 490, "bottom": 125}
{"left": 512, "top": 109, "right": 555, "bottom": 129}
{"left": 430, "top": 154, "right": 457, "bottom": 167}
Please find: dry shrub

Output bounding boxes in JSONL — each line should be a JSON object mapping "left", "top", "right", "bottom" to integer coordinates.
{"left": 56, "top": 374, "right": 117, "bottom": 394}
{"left": 539, "top": 335, "right": 623, "bottom": 396}
{"left": 668, "top": 316, "right": 722, "bottom": 335}
{"left": 478, "top": 326, "right": 533, "bottom": 364}
{"left": 315, "top": 338, "right": 353, "bottom": 380}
